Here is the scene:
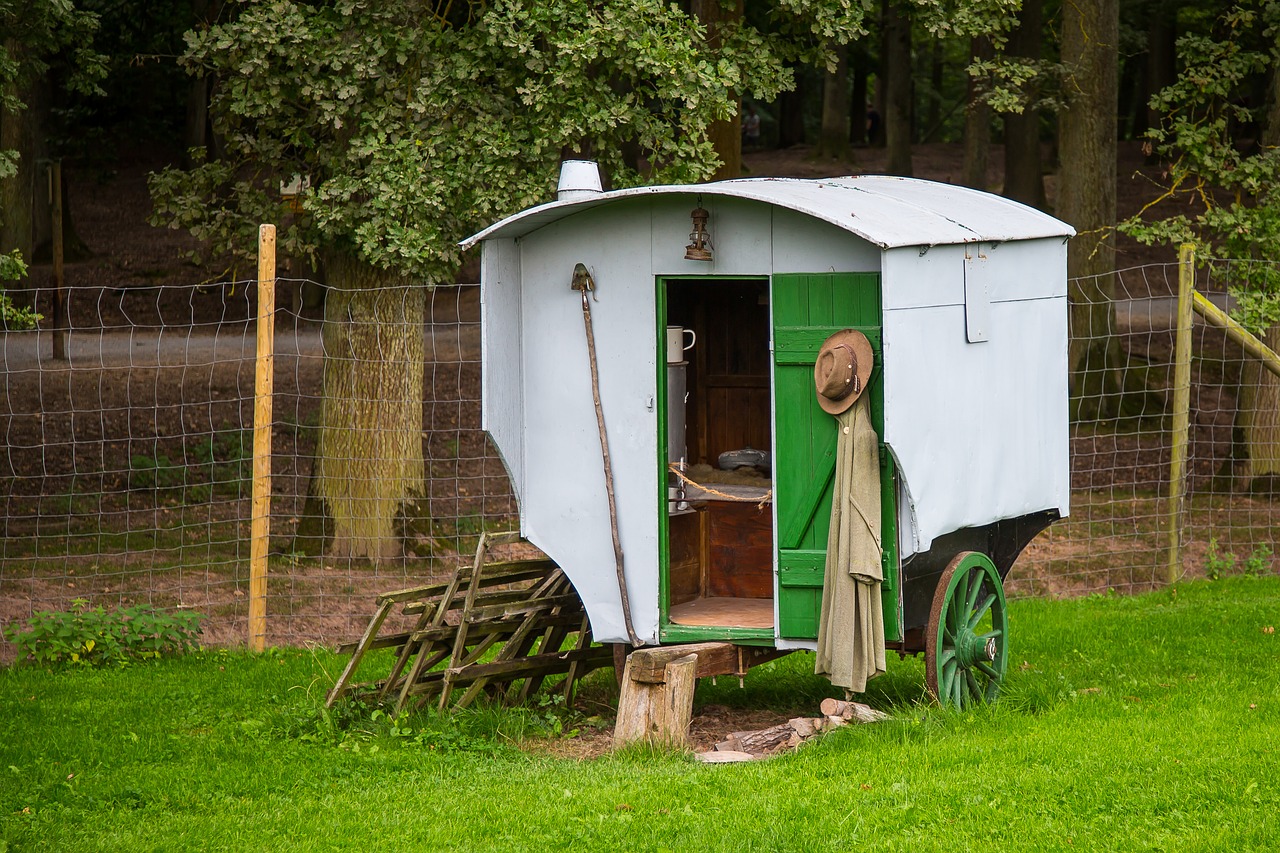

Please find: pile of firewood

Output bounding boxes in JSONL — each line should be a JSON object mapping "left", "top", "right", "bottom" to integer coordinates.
{"left": 695, "top": 698, "right": 888, "bottom": 763}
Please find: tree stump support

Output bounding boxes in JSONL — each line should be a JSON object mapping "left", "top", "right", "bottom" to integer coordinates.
{"left": 613, "top": 642, "right": 790, "bottom": 749}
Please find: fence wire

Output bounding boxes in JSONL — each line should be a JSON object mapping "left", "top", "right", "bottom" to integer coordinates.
{"left": 2, "top": 261, "right": 1277, "bottom": 660}
{"left": 1, "top": 280, "right": 514, "bottom": 658}
{"left": 1008, "top": 258, "right": 1280, "bottom": 596}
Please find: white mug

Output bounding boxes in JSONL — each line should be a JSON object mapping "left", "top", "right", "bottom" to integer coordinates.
{"left": 666, "top": 326, "right": 696, "bottom": 363}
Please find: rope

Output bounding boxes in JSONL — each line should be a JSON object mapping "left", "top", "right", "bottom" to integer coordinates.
{"left": 667, "top": 464, "right": 773, "bottom": 510}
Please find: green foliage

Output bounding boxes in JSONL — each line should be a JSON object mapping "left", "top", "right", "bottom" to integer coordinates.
{"left": 968, "top": 56, "right": 1068, "bottom": 115}
{"left": 127, "top": 453, "right": 184, "bottom": 493}
{"left": 271, "top": 688, "right": 601, "bottom": 754}
{"left": 1206, "top": 538, "right": 1275, "bottom": 580}
{"left": 1244, "top": 544, "right": 1274, "bottom": 577}
{"left": 0, "top": 1, "right": 107, "bottom": 314}
{"left": 150, "top": 0, "right": 793, "bottom": 281}
{"left": 1205, "top": 537, "right": 1237, "bottom": 580}
{"left": 1120, "top": 3, "right": 1280, "bottom": 333}
{"left": 3, "top": 598, "right": 205, "bottom": 668}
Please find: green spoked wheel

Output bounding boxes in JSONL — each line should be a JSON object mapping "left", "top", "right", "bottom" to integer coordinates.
{"left": 925, "top": 551, "right": 1008, "bottom": 708}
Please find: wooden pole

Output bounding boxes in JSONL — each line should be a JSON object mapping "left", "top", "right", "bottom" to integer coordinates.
{"left": 1191, "top": 291, "right": 1280, "bottom": 381}
{"left": 249, "top": 224, "right": 276, "bottom": 652}
{"left": 1165, "top": 243, "right": 1194, "bottom": 585}
{"left": 50, "top": 161, "right": 66, "bottom": 361}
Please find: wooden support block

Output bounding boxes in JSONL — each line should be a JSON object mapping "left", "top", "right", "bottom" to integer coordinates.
{"left": 625, "top": 642, "right": 789, "bottom": 684}
{"left": 614, "top": 652, "right": 699, "bottom": 750}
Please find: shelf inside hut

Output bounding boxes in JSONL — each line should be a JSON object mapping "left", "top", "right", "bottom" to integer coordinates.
{"left": 663, "top": 276, "right": 775, "bottom": 633}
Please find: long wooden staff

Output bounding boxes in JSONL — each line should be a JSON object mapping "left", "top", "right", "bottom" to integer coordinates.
{"left": 572, "top": 263, "right": 641, "bottom": 646}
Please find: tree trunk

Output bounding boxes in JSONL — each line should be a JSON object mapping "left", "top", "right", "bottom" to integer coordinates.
{"left": 924, "top": 39, "right": 943, "bottom": 143}
{"left": 1003, "top": 0, "right": 1045, "bottom": 208}
{"left": 314, "top": 251, "right": 425, "bottom": 560}
{"left": 1236, "top": 326, "right": 1280, "bottom": 491}
{"left": 816, "top": 42, "right": 850, "bottom": 160}
{"left": 1144, "top": 10, "right": 1177, "bottom": 159}
{"left": 1060, "top": 0, "right": 1120, "bottom": 421}
{"left": 692, "top": 0, "right": 744, "bottom": 180}
{"left": 962, "top": 36, "right": 993, "bottom": 190}
{"left": 849, "top": 45, "right": 869, "bottom": 146}
{"left": 1236, "top": 67, "right": 1280, "bottom": 490}
{"left": 777, "top": 62, "right": 807, "bottom": 148}
{"left": 881, "top": 0, "right": 913, "bottom": 175}
{"left": 0, "top": 39, "right": 38, "bottom": 307}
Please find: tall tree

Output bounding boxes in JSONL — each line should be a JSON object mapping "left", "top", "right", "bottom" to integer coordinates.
{"left": 1122, "top": 4, "right": 1280, "bottom": 490}
{"left": 0, "top": 1, "right": 103, "bottom": 313}
{"left": 151, "top": 0, "right": 789, "bottom": 559}
{"left": 816, "top": 41, "right": 850, "bottom": 159}
{"left": 1059, "top": 0, "right": 1120, "bottom": 420}
{"left": 692, "top": 0, "right": 746, "bottom": 180}
{"left": 1002, "top": 0, "right": 1045, "bottom": 208}
{"left": 962, "top": 35, "right": 994, "bottom": 189}
{"left": 881, "top": 0, "right": 914, "bottom": 174}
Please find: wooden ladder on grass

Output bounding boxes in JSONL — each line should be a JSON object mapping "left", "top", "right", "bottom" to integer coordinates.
{"left": 325, "top": 532, "right": 613, "bottom": 713}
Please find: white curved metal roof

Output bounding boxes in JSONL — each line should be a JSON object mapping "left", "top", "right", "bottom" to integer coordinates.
{"left": 461, "top": 174, "right": 1074, "bottom": 251}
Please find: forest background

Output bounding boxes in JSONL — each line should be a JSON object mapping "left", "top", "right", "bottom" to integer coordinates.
{"left": 1, "top": 0, "right": 1278, "bottom": 562}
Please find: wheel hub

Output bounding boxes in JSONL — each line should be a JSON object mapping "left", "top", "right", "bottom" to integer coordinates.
{"left": 955, "top": 630, "right": 997, "bottom": 668}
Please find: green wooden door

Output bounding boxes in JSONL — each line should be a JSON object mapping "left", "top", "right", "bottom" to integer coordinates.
{"left": 772, "top": 273, "right": 900, "bottom": 642}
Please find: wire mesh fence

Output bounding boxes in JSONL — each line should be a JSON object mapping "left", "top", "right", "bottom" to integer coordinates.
{"left": 2, "top": 259, "right": 1277, "bottom": 660}
{"left": 1, "top": 279, "right": 514, "bottom": 659}
{"left": 1008, "top": 257, "right": 1280, "bottom": 596}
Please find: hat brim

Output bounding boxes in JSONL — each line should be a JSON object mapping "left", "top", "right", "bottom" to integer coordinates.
{"left": 814, "top": 329, "right": 875, "bottom": 415}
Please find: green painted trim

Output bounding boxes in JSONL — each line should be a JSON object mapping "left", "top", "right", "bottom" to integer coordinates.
{"left": 656, "top": 274, "right": 773, "bottom": 644}
{"left": 656, "top": 277, "right": 670, "bottom": 630}
{"left": 774, "top": 326, "right": 883, "bottom": 364}
{"left": 880, "top": 454, "right": 901, "bottom": 642}
{"left": 659, "top": 623, "right": 776, "bottom": 644}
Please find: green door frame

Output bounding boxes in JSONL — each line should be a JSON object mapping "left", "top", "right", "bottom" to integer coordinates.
{"left": 656, "top": 275, "right": 775, "bottom": 644}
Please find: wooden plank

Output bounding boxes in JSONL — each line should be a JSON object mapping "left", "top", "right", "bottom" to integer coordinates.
{"left": 625, "top": 642, "right": 737, "bottom": 683}
{"left": 324, "top": 598, "right": 393, "bottom": 707}
{"left": 442, "top": 644, "right": 613, "bottom": 682}
{"left": 463, "top": 593, "right": 584, "bottom": 624}
{"left": 667, "top": 596, "right": 774, "bottom": 629}
{"left": 622, "top": 642, "right": 788, "bottom": 685}
{"left": 561, "top": 614, "right": 594, "bottom": 705}
{"left": 410, "top": 612, "right": 582, "bottom": 644}
{"left": 705, "top": 501, "right": 773, "bottom": 599}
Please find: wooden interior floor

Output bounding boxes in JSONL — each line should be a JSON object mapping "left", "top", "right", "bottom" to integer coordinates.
{"left": 668, "top": 596, "right": 774, "bottom": 629}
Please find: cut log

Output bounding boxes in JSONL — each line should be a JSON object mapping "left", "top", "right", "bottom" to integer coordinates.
{"left": 789, "top": 716, "right": 819, "bottom": 739}
{"left": 614, "top": 652, "right": 699, "bottom": 749}
{"left": 728, "top": 722, "right": 796, "bottom": 755}
{"left": 819, "top": 697, "right": 889, "bottom": 723}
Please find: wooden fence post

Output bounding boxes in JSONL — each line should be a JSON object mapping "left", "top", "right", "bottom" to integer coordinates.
{"left": 249, "top": 224, "right": 276, "bottom": 652}
{"left": 1165, "top": 243, "right": 1194, "bottom": 585}
{"left": 50, "top": 161, "right": 66, "bottom": 361}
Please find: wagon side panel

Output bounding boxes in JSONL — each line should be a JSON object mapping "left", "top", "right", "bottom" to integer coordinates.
{"left": 882, "top": 241, "right": 1070, "bottom": 557}
{"left": 480, "top": 238, "right": 526, "bottom": 511}
{"left": 516, "top": 203, "right": 661, "bottom": 644}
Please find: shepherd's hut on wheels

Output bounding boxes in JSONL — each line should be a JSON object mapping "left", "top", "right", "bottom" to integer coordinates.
{"left": 461, "top": 161, "right": 1075, "bottom": 708}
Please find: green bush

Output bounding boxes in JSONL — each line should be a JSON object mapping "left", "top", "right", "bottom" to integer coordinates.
{"left": 3, "top": 598, "right": 205, "bottom": 668}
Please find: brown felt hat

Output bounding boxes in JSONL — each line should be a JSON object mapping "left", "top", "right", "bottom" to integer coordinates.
{"left": 813, "top": 329, "right": 874, "bottom": 415}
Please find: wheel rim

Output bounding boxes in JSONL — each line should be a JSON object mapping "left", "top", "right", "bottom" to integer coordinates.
{"left": 925, "top": 552, "right": 1008, "bottom": 708}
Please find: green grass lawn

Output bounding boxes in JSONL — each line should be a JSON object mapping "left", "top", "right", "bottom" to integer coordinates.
{"left": 3, "top": 576, "right": 1278, "bottom": 851}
